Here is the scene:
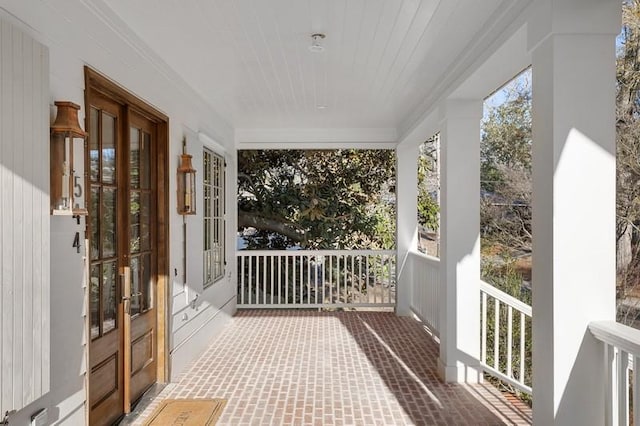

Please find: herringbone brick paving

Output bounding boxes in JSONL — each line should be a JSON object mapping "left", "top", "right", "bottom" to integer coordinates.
{"left": 130, "top": 310, "right": 532, "bottom": 425}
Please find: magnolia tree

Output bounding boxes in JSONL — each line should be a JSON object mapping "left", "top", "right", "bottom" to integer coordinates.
{"left": 237, "top": 149, "right": 396, "bottom": 250}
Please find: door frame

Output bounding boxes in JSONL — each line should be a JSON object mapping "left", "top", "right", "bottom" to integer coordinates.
{"left": 83, "top": 66, "right": 170, "bottom": 407}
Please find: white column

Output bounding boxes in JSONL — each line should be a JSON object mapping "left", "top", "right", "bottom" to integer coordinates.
{"left": 437, "top": 99, "right": 482, "bottom": 383}
{"left": 396, "top": 141, "right": 419, "bottom": 316}
{"left": 529, "top": 1, "right": 620, "bottom": 424}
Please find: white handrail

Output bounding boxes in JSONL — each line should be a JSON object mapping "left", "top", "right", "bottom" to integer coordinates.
{"left": 589, "top": 320, "right": 640, "bottom": 426}
{"left": 480, "top": 280, "right": 532, "bottom": 395}
{"left": 237, "top": 249, "right": 396, "bottom": 256}
{"left": 590, "top": 321, "right": 640, "bottom": 356}
{"left": 409, "top": 249, "right": 440, "bottom": 266}
{"left": 480, "top": 280, "right": 532, "bottom": 317}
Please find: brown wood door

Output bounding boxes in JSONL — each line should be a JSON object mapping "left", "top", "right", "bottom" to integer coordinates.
{"left": 87, "top": 97, "right": 158, "bottom": 426}
{"left": 127, "top": 111, "right": 158, "bottom": 403}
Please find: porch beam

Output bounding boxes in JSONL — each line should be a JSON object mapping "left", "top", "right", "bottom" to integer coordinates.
{"left": 529, "top": 0, "right": 620, "bottom": 424}
{"left": 437, "top": 99, "right": 483, "bottom": 383}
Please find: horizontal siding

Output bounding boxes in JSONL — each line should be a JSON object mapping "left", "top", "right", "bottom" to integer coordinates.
{"left": 0, "top": 18, "right": 50, "bottom": 415}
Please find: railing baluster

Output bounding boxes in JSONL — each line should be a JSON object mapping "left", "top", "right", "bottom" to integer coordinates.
{"left": 314, "top": 255, "right": 319, "bottom": 305}
{"left": 634, "top": 355, "right": 640, "bottom": 426}
{"left": 299, "top": 254, "right": 302, "bottom": 303}
{"left": 358, "top": 255, "right": 362, "bottom": 304}
{"left": 270, "top": 255, "right": 274, "bottom": 304}
{"left": 263, "top": 255, "right": 267, "bottom": 305}
{"left": 606, "top": 344, "right": 617, "bottom": 426}
{"left": 365, "top": 255, "right": 370, "bottom": 304}
{"left": 277, "top": 255, "right": 281, "bottom": 303}
{"left": 520, "top": 312, "right": 525, "bottom": 384}
{"left": 329, "top": 255, "right": 333, "bottom": 304}
{"left": 384, "top": 255, "right": 389, "bottom": 304}
{"left": 481, "top": 291, "right": 487, "bottom": 364}
{"left": 494, "top": 299, "right": 500, "bottom": 371}
{"left": 248, "top": 255, "right": 253, "bottom": 305}
{"left": 285, "top": 255, "right": 289, "bottom": 305}
{"left": 350, "top": 255, "right": 354, "bottom": 303}
{"left": 341, "top": 255, "right": 346, "bottom": 303}
{"left": 337, "top": 255, "right": 342, "bottom": 303}
{"left": 292, "top": 254, "right": 296, "bottom": 304}
{"left": 240, "top": 255, "right": 245, "bottom": 305}
{"left": 300, "top": 254, "right": 304, "bottom": 304}
{"left": 304, "top": 255, "right": 311, "bottom": 304}
{"left": 382, "top": 255, "right": 387, "bottom": 304}
{"left": 507, "top": 306, "right": 513, "bottom": 378}
{"left": 618, "top": 350, "right": 630, "bottom": 426}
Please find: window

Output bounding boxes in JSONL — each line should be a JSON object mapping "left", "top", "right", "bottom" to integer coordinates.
{"left": 204, "top": 148, "right": 226, "bottom": 286}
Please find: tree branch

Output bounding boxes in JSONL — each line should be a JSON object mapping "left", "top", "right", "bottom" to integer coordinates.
{"left": 238, "top": 211, "right": 307, "bottom": 243}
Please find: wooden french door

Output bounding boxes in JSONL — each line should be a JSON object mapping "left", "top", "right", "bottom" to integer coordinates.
{"left": 87, "top": 92, "right": 159, "bottom": 426}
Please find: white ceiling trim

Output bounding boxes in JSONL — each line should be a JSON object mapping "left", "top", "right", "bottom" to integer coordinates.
{"left": 236, "top": 128, "right": 398, "bottom": 148}
{"left": 397, "top": 0, "right": 533, "bottom": 143}
{"left": 237, "top": 141, "right": 397, "bottom": 150}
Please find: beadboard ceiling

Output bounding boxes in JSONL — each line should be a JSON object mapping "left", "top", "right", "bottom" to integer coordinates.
{"left": 100, "top": 0, "right": 521, "bottom": 135}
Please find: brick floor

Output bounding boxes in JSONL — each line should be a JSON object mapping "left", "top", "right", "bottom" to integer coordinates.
{"left": 130, "top": 310, "right": 532, "bottom": 425}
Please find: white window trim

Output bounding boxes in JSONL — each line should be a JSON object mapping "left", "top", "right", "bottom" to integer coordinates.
{"left": 201, "top": 134, "right": 227, "bottom": 288}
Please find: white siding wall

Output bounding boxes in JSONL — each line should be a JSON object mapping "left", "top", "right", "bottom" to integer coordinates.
{"left": 0, "top": 19, "right": 51, "bottom": 415}
{"left": 0, "top": 1, "right": 237, "bottom": 423}
{"left": 169, "top": 129, "right": 237, "bottom": 377}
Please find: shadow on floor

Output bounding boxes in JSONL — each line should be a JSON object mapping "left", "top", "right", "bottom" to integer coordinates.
{"left": 336, "top": 311, "right": 532, "bottom": 425}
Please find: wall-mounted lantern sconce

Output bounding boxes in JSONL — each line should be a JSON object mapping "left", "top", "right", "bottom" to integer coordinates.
{"left": 177, "top": 139, "right": 196, "bottom": 215}
{"left": 50, "top": 101, "right": 87, "bottom": 216}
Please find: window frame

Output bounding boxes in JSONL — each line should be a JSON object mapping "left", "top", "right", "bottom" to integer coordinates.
{"left": 203, "top": 147, "right": 226, "bottom": 287}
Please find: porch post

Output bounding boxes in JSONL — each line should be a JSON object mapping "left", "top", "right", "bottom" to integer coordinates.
{"left": 396, "top": 141, "right": 419, "bottom": 316}
{"left": 437, "top": 99, "right": 483, "bottom": 383}
{"left": 529, "top": 1, "right": 620, "bottom": 424}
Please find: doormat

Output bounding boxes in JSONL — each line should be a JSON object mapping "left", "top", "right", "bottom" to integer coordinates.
{"left": 143, "top": 398, "right": 226, "bottom": 426}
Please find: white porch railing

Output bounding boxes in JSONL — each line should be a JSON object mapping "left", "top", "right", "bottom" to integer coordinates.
{"left": 409, "top": 250, "right": 442, "bottom": 336}
{"left": 237, "top": 250, "right": 396, "bottom": 309}
{"left": 480, "top": 280, "right": 532, "bottom": 395}
{"left": 408, "top": 252, "right": 532, "bottom": 394}
{"left": 589, "top": 321, "right": 640, "bottom": 426}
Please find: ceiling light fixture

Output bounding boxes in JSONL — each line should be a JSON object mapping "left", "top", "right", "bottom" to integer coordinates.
{"left": 309, "top": 33, "right": 326, "bottom": 53}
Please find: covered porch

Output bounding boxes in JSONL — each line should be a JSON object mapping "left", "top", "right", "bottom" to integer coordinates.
{"left": 129, "top": 311, "right": 531, "bottom": 425}
{"left": 0, "top": 0, "right": 631, "bottom": 425}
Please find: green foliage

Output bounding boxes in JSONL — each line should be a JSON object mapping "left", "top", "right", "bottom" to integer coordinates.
{"left": 481, "top": 257, "right": 532, "bottom": 405}
{"left": 417, "top": 137, "right": 439, "bottom": 231}
{"left": 238, "top": 149, "right": 396, "bottom": 250}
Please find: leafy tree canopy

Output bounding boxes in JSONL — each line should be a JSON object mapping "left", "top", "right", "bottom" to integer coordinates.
{"left": 417, "top": 137, "right": 440, "bottom": 232}
{"left": 238, "top": 149, "right": 395, "bottom": 250}
{"left": 480, "top": 72, "right": 533, "bottom": 252}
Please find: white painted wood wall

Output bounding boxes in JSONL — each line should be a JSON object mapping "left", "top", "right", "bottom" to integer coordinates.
{"left": 0, "top": 18, "right": 50, "bottom": 415}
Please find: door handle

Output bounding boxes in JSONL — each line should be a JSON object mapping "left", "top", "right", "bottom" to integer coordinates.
{"left": 121, "top": 266, "right": 131, "bottom": 315}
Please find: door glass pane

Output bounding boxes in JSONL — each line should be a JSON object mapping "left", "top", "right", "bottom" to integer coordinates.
{"left": 90, "top": 186, "right": 100, "bottom": 260}
{"left": 140, "top": 193, "right": 151, "bottom": 251}
{"left": 130, "top": 191, "right": 140, "bottom": 254}
{"left": 101, "top": 112, "right": 116, "bottom": 184}
{"left": 141, "top": 132, "right": 151, "bottom": 190}
{"left": 130, "top": 128, "right": 140, "bottom": 189}
{"left": 90, "top": 264, "right": 100, "bottom": 339}
{"left": 90, "top": 108, "right": 99, "bottom": 182}
{"left": 103, "top": 261, "right": 117, "bottom": 334}
{"left": 102, "top": 188, "right": 117, "bottom": 258}
{"left": 130, "top": 257, "right": 141, "bottom": 316}
{"left": 142, "top": 253, "right": 152, "bottom": 311}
